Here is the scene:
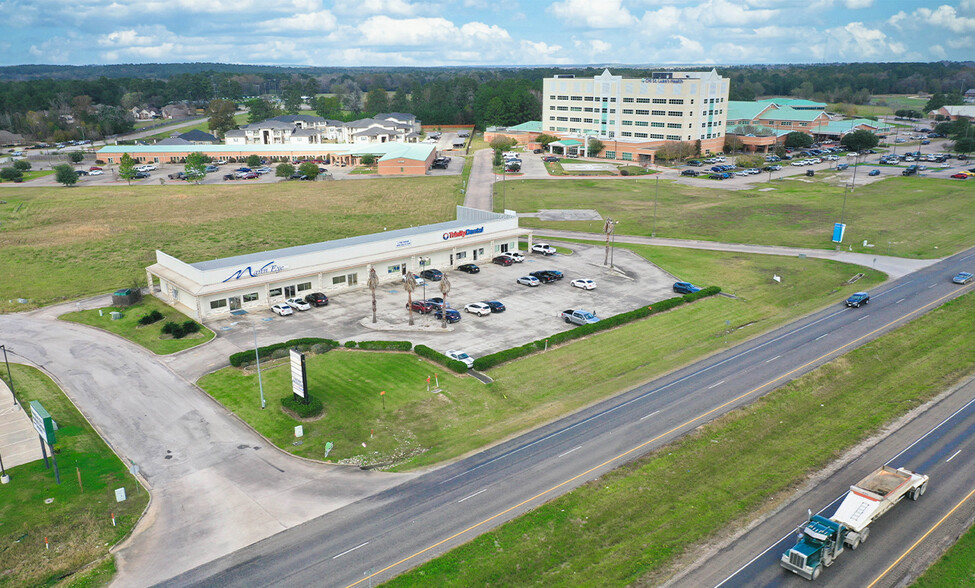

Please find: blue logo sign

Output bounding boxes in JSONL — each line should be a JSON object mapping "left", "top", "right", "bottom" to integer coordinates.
{"left": 442, "top": 226, "right": 485, "bottom": 240}
{"left": 222, "top": 261, "right": 285, "bottom": 282}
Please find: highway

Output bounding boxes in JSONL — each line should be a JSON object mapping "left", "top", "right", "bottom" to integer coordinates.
{"left": 165, "top": 246, "right": 975, "bottom": 588}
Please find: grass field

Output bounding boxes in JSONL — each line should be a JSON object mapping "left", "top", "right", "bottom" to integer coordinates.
{"left": 60, "top": 296, "right": 214, "bottom": 355}
{"left": 912, "top": 517, "right": 975, "bottom": 587}
{"left": 497, "top": 176, "right": 972, "bottom": 259}
{"left": 200, "top": 245, "right": 884, "bottom": 470}
{"left": 0, "top": 169, "right": 55, "bottom": 183}
{"left": 0, "top": 365, "right": 148, "bottom": 588}
{"left": 140, "top": 113, "right": 248, "bottom": 141}
{"left": 0, "top": 177, "right": 463, "bottom": 312}
{"left": 385, "top": 290, "right": 975, "bottom": 587}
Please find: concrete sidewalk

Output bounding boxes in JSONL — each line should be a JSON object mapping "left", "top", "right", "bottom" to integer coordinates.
{"left": 0, "top": 380, "right": 43, "bottom": 470}
{"left": 531, "top": 229, "right": 941, "bottom": 280}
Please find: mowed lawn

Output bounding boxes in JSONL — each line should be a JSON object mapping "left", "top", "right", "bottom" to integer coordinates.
{"left": 201, "top": 246, "right": 885, "bottom": 470}
{"left": 0, "top": 364, "right": 148, "bottom": 588}
{"left": 501, "top": 176, "right": 972, "bottom": 259}
{"left": 0, "top": 177, "right": 462, "bottom": 311}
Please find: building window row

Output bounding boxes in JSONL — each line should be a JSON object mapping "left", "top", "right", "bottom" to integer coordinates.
{"left": 667, "top": 111, "right": 683, "bottom": 117}
{"left": 621, "top": 131, "right": 632, "bottom": 137}
{"left": 666, "top": 135, "right": 681, "bottom": 140}
{"left": 652, "top": 98, "right": 667, "bottom": 104}
{"left": 635, "top": 109, "right": 649, "bottom": 115}
{"left": 636, "top": 98, "right": 651, "bottom": 103}
{"left": 623, "top": 97, "right": 633, "bottom": 103}
{"left": 651, "top": 122, "right": 664, "bottom": 127}
{"left": 622, "top": 109, "right": 633, "bottom": 114}
{"left": 634, "top": 132, "right": 648, "bottom": 138}
{"left": 667, "top": 123, "right": 682, "bottom": 128}
{"left": 668, "top": 99, "right": 684, "bottom": 104}
{"left": 652, "top": 110, "right": 666, "bottom": 116}
{"left": 635, "top": 121, "right": 648, "bottom": 127}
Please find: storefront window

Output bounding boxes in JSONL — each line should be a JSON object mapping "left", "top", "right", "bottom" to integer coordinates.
{"left": 297, "top": 282, "right": 312, "bottom": 291}
{"left": 387, "top": 264, "right": 401, "bottom": 274}
{"left": 210, "top": 299, "right": 227, "bottom": 310}
{"left": 243, "top": 292, "right": 259, "bottom": 302}
{"left": 269, "top": 287, "right": 282, "bottom": 297}
{"left": 332, "top": 276, "right": 346, "bottom": 285}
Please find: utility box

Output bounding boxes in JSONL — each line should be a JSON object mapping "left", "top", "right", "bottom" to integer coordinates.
{"left": 112, "top": 288, "right": 142, "bottom": 307}
{"left": 110, "top": 311, "right": 122, "bottom": 320}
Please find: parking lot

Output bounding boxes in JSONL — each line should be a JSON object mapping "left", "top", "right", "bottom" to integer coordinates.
{"left": 207, "top": 241, "right": 679, "bottom": 363}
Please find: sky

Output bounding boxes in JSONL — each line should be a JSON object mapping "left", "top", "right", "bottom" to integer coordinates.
{"left": 1, "top": 0, "right": 973, "bottom": 67}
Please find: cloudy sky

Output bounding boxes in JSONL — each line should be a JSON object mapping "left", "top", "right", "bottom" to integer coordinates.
{"left": 1, "top": 0, "right": 973, "bottom": 67}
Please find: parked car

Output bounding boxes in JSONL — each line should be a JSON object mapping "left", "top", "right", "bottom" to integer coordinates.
{"left": 673, "top": 281, "right": 701, "bottom": 294}
{"left": 402, "top": 273, "right": 425, "bottom": 286}
{"left": 542, "top": 156, "right": 560, "bottom": 162}
{"left": 952, "top": 272, "right": 974, "bottom": 284}
{"left": 502, "top": 251, "right": 525, "bottom": 263}
{"left": 681, "top": 170, "right": 699, "bottom": 177}
{"left": 222, "top": 174, "right": 236, "bottom": 181}
{"left": 434, "top": 308, "right": 461, "bottom": 323}
{"left": 492, "top": 255, "right": 514, "bottom": 266}
{"left": 75, "top": 170, "right": 89, "bottom": 176}
{"left": 527, "top": 271, "right": 555, "bottom": 283}
{"left": 88, "top": 169, "right": 104, "bottom": 175}
{"left": 420, "top": 269, "right": 444, "bottom": 281}
{"left": 846, "top": 292, "right": 870, "bottom": 308}
{"left": 457, "top": 263, "right": 480, "bottom": 274}
{"left": 560, "top": 309, "right": 600, "bottom": 325}
{"left": 950, "top": 173, "right": 969, "bottom": 179}
{"left": 531, "top": 243, "right": 557, "bottom": 255}
{"left": 687, "top": 159, "right": 702, "bottom": 166}
{"left": 89, "top": 166, "right": 103, "bottom": 171}
{"left": 836, "top": 163, "right": 849, "bottom": 171}
{"left": 285, "top": 297, "right": 311, "bottom": 311}
{"left": 482, "top": 300, "right": 506, "bottom": 313}
{"left": 868, "top": 169, "right": 881, "bottom": 176}
{"left": 426, "top": 297, "right": 448, "bottom": 309}
{"left": 255, "top": 167, "right": 272, "bottom": 175}
{"left": 406, "top": 300, "right": 435, "bottom": 314}
{"left": 464, "top": 302, "right": 492, "bottom": 316}
{"left": 446, "top": 350, "right": 474, "bottom": 368}
{"left": 271, "top": 303, "right": 294, "bottom": 316}
{"left": 134, "top": 171, "right": 151, "bottom": 179}
{"left": 517, "top": 276, "right": 541, "bottom": 287}
{"left": 241, "top": 172, "right": 259, "bottom": 179}
{"left": 805, "top": 169, "right": 815, "bottom": 177}
{"left": 304, "top": 292, "right": 329, "bottom": 306}
{"left": 205, "top": 165, "right": 219, "bottom": 173}
{"left": 571, "top": 279, "right": 596, "bottom": 290}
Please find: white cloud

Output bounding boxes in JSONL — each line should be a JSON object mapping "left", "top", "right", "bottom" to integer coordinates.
{"left": 674, "top": 34, "right": 705, "bottom": 55}
{"left": 948, "top": 36, "right": 974, "bottom": 48}
{"left": 262, "top": 10, "right": 337, "bottom": 32}
{"left": 825, "top": 22, "right": 898, "bottom": 59}
{"left": 914, "top": 5, "right": 975, "bottom": 33}
{"left": 356, "top": 16, "right": 510, "bottom": 48}
{"left": 887, "top": 10, "right": 907, "bottom": 28}
{"left": 639, "top": 0, "right": 778, "bottom": 32}
{"left": 549, "top": 0, "right": 632, "bottom": 28}
{"left": 334, "top": 0, "right": 427, "bottom": 17}
{"left": 844, "top": 0, "right": 872, "bottom": 8}
{"left": 930, "top": 44, "right": 947, "bottom": 58}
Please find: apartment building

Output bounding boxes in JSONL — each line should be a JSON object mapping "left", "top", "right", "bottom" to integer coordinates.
{"left": 541, "top": 69, "right": 730, "bottom": 160}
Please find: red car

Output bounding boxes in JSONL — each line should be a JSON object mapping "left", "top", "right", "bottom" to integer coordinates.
{"left": 492, "top": 256, "right": 514, "bottom": 266}
{"left": 950, "top": 173, "right": 969, "bottom": 179}
{"left": 89, "top": 166, "right": 103, "bottom": 171}
{"left": 242, "top": 172, "right": 259, "bottom": 179}
{"left": 406, "top": 300, "right": 435, "bottom": 314}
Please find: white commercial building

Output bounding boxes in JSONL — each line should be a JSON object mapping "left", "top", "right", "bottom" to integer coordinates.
{"left": 146, "top": 207, "right": 532, "bottom": 320}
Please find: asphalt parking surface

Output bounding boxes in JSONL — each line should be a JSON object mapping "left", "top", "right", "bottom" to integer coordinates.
{"left": 205, "top": 241, "right": 678, "bottom": 362}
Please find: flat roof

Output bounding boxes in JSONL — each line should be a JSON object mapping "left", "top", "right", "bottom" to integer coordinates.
{"left": 188, "top": 206, "right": 508, "bottom": 271}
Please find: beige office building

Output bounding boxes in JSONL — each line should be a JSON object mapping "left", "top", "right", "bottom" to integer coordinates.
{"left": 542, "top": 69, "right": 730, "bottom": 160}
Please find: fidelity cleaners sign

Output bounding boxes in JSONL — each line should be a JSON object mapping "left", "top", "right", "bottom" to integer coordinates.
{"left": 442, "top": 226, "right": 484, "bottom": 240}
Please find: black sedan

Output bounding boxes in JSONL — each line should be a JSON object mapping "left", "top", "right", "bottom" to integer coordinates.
{"left": 458, "top": 264, "right": 480, "bottom": 274}
{"left": 434, "top": 308, "right": 461, "bottom": 323}
{"left": 482, "top": 300, "right": 506, "bottom": 313}
{"left": 420, "top": 269, "right": 444, "bottom": 281}
{"left": 529, "top": 271, "right": 558, "bottom": 284}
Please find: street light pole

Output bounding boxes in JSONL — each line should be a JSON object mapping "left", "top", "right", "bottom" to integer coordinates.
{"left": 0, "top": 344, "right": 17, "bottom": 407}
{"left": 252, "top": 325, "right": 266, "bottom": 409}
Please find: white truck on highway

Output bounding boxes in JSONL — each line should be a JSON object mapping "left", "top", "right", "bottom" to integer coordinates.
{"left": 780, "top": 465, "right": 929, "bottom": 580}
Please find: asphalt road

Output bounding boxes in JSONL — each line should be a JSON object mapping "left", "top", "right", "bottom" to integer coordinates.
{"left": 676, "top": 378, "right": 975, "bottom": 588}
{"left": 164, "top": 247, "right": 975, "bottom": 587}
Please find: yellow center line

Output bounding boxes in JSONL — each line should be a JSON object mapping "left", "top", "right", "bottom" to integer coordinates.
{"left": 865, "top": 484, "right": 975, "bottom": 588}
{"left": 345, "top": 286, "right": 969, "bottom": 588}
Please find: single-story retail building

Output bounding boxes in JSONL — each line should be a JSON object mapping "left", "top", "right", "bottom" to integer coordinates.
{"left": 146, "top": 206, "right": 533, "bottom": 320}
{"left": 96, "top": 142, "right": 437, "bottom": 176}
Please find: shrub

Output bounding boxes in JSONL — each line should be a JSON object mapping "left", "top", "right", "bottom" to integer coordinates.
{"left": 281, "top": 394, "right": 324, "bottom": 418}
{"left": 415, "top": 344, "right": 468, "bottom": 373}
{"left": 182, "top": 320, "right": 201, "bottom": 334}
{"left": 619, "top": 168, "right": 629, "bottom": 176}
{"left": 162, "top": 321, "right": 186, "bottom": 339}
{"left": 357, "top": 340, "right": 413, "bottom": 351}
{"left": 344, "top": 340, "right": 357, "bottom": 348}
{"left": 270, "top": 348, "right": 290, "bottom": 360}
{"left": 229, "top": 337, "right": 339, "bottom": 367}
{"left": 138, "top": 310, "right": 164, "bottom": 326}
{"left": 0, "top": 167, "right": 23, "bottom": 182}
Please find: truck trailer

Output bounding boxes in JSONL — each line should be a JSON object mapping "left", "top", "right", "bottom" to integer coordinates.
{"left": 780, "top": 465, "right": 929, "bottom": 580}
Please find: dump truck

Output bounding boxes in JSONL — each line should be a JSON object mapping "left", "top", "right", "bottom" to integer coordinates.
{"left": 780, "top": 465, "right": 929, "bottom": 580}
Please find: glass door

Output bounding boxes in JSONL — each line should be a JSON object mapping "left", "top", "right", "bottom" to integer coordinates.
{"left": 228, "top": 296, "right": 241, "bottom": 311}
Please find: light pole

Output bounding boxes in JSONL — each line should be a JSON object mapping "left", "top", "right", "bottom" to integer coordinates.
{"left": 0, "top": 344, "right": 17, "bottom": 407}
{"left": 231, "top": 323, "right": 265, "bottom": 409}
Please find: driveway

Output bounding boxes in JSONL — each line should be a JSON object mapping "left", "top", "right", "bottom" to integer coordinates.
{"left": 0, "top": 312, "right": 409, "bottom": 587}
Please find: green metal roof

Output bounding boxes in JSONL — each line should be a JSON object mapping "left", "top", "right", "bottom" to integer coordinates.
{"left": 815, "top": 119, "right": 891, "bottom": 135}
{"left": 508, "top": 121, "right": 543, "bottom": 132}
{"left": 728, "top": 124, "right": 790, "bottom": 137}
{"left": 727, "top": 101, "right": 774, "bottom": 122}
{"left": 758, "top": 107, "right": 827, "bottom": 122}
{"left": 756, "top": 98, "right": 826, "bottom": 109}
{"left": 552, "top": 139, "right": 583, "bottom": 146}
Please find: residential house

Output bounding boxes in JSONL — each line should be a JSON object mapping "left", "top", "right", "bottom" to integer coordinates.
{"left": 931, "top": 104, "right": 975, "bottom": 120}
{"left": 0, "top": 130, "right": 26, "bottom": 145}
{"left": 964, "top": 89, "right": 975, "bottom": 104}
{"left": 162, "top": 104, "right": 194, "bottom": 119}
{"left": 131, "top": 107, "right": 158, "bottom": 120}
{"left": 179, "top": 130, "right": 219, "bottom": 144}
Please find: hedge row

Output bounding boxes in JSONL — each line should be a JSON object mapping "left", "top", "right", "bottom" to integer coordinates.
{"left": 349, "top": 340, "right": 413, "bottom": 351}
{"left": 229, "top": 337, "right": 339, "bottom": 367}
{"left": 280, "top": 394, "right": 324, "bottom": 418}
{"left": 471, "top": 286, "right": 722, "bottom": 371}
{"left": 415, "top": 344, "right": 469, "bottom": 373}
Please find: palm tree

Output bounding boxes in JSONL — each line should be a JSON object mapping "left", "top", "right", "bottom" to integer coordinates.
{"left": 404, "top": 273, "right": 417, "bottom": 326}
{"left": 439, "top": 274, "right": 451, "bottom": 329}
{"left": 367, "top": 267, "right": 379, "bottom": 324}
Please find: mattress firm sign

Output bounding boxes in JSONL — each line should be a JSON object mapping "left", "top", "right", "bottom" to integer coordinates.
{"left": 442, "top": 226, "right": 484, "bottom": 240}
{"left": 222, "top": 261, "right": 286, "bottom": 282}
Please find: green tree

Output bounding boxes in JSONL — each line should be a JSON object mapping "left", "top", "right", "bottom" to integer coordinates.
{"left": 54, "top": 163, "right": 78, "bottom": 186}
{"left": 69, "top": 151, "right": 84, "bottom": 164}
{"left": 784, "top": 131, "right": 814, "bottom": 149}
{"left": 12, "top": 159, "right": 31, "bottom": 171}
{"left": 314, "top": 96, "right": 342, "bottom": 120}
{"left": 774, "top": 145, "right": 788, "bottom": 158}
{"left": 283, "top": 84, "right": 304, "bottom": 114}
{"left": 724, "top": 135, "right": 744, "bottom": 153}
{"left": 359, "top": 154, "right": 376, "bottom": 166}
{"left": 489, "top": 136, "right": 518, "bottom": 152}
{"left": 247, "top": 154, "right": 262, "bottom": 168}
{"left": 298, "top": 161, "right": 319, "bottom": 179}
{"left": 365, "top": 88, "right": 390, "bottom": 114}
{"left": 0, "top": 167, "right": 23, "bottom": 182}
{"left": 535, "top": 133, "right": 559, "bottom": 147}
{"left": 840, "top": 129, "right": 880, "bottom": 152}
{"left": 184, "top": 152, "right": 208, "bottom": 183}
{"left": 276, "top": 163, "right": 295, "bottom": 178}
{"left": 924, "top": 92, "right": 963, "bottom": 113}
{"left": 118, "top": 153, "right": 137, "bottom": 184}
{"left": 953, "top": 136, "right": 975, "bottom": 155}
{"left": 390, "top": 87, "right": 409, "bottom": 112}
{"left": 246, "top": 98, "right": 278, "bottom": 124}
{"left": 206, "top": 99, "right": 237, "bottom": 139}
{"left": 588, "top": 138, "right": 605, "bottom": 157}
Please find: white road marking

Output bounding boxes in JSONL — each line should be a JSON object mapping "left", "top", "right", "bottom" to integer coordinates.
{"left": 332, "top": 542, "right": 369, "bottom": 559}
{"left": 707, "top": 380, "right": 725, "bottom": 390}
{"left": 815, "top": 334, "right": 828, "bottom": 341}
{"left": 557, "top": 446, "right": 582, "bottom": 458}
{"left": 639, "top": 410, "right": 660, "bottom": 421}
{"left": 458, "top": 489, "right": 488, "bottom": 502}
{"left": 857, "top": 315, "right": 870, "bottom": 321}
{"left": 946, "top": 450, "right": 962, "bottom": 463}
{"left": 765, "top": 355, "right": 781, "bottom": 363}
{"left": 896, "top": 298, "right": 905, "bottom": 304}
{"left": 929, "top": 283, "right": 937, "bottom": 288}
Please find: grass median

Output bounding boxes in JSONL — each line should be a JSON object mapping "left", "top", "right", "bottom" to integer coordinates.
{"left": 200, "top": 246, "right": 884, "bottom": 470}
{"left": 60, "top": 296, "right": 214, "bottom": 355}
{"left": 0, "top": 365, "right": 148, "bottom": 588}
{"left": 0, "top": 176, "right": 462, "bottom": 312}
{"left": 912, "top": 518, "right": 975, "bottom": 587}
{"left": 498, "top": 176, "right": 972, "bottom": 259}
{"left": 384, "top": 290, "right": 975, "bottom": 587}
